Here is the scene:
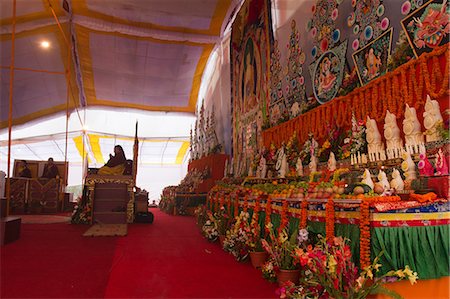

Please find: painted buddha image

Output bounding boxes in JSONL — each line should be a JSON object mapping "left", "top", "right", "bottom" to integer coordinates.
{"left": 318, "top": 56, "right": 336, "bottom": 94}
{"left": 365, "top": 48, "right": 381, "bottom": 80}
{"left": 242, "top": 40, "right": 258, "bottom": 113}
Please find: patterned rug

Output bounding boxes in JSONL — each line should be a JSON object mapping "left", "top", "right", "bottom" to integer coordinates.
{"left": 83, "top": 224, "right": 127, "bottom": 237}
{"left": 20, "top": 215, "right": 71, "bottom": 224}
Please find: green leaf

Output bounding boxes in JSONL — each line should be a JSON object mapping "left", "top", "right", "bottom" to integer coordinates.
{"left": 370, "top": 285, "right": 403, "bottom": 299}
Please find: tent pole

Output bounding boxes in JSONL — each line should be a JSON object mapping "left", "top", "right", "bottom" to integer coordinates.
{"left": 48, "top": 0, "right": 71, "bottom": 202}
{"left": 6, "top": 0, "right": 17, "bottom": 217}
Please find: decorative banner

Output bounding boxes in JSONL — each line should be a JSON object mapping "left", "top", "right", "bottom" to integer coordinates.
{"left": 309, "top": 40, "right": 348, "bottom": 105}
{"left": 269, "top": 39, "right": 287, "bottom": 126}
{"left": 231, "top": 0, "right": 273, "bottom": 177}
{"left": 348, "top": 0, "right": 390, "bottom": 52}
{"left": 306, "top": 0, "right": 344, "bottom": 60}
{"left": 401, "top": 0, "right": 450, "bottom": 58}
{"left": 352, "top": 28, "right": 393, "bottom": 86}
{"left": 284, "top": 19, "right": 307, "bottom": 118}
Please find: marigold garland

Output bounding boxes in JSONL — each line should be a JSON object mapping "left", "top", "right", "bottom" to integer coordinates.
{"left": 325, "top": 197, "right": 335, "bottom": 243}
{"left": 300, "top": 199, "right": 308, "bottom": 229}
{"left": 227, "top": 194, "right": 231, "bottom": 215}
{"left": 243, "top": 195, "right": 249, "bottom": 212}
{"left": 359, "top": 200, "right": 371, "bottom": 269}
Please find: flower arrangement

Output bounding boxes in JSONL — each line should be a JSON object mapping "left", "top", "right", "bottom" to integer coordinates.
{"left": 261, "top": 224, "right": 299, "bottom": 271}
{"left": 285, "top": 133, "right": 300, "bottom": 171}
{"left": 247, "top": 206, "right": 264, "bottom": 252}
{"left": 288, "top": 235, "right": 418, "bottom": 299}
{"left": 299, "top": 133, "right": 318, "bottom": 165}
{"left": 201, "top": 211, "right": 219, "bottom": 242}
{"left": 71, "top": 196, "right": 92, "bottom": 224}
{"left": 262, "top": 260, "right": 277, "bottom": 283}
{"left": 223, "top": 211, "right": 251, "bottom": 261}
{"left": 213, "top": 206, "right": 230, "bottom": 236}
{"left": 342, "top": 112, "right": 367, "bottom": 158}
{"left": 194, "top": 205, "right": 208, "bottom": 228}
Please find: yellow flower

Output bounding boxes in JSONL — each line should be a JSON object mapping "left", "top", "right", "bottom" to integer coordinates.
{"left": 366, "top": 269, "right": 373, "bottom": 280}
{"left": 403, "top": 265, "right": 413, "bottom": 277}
{"left": 395, "top": 270, "right": 405, "bottom": 278}
{"left": 356, "top": 276, "right": 366, "bottom": 288}
{"left": 374, "top": 263, "right": 382, "bottom": 272}
{"left": 408, "top": 272, "right": 419, "bottom": 285}
{"left": 328, "top": 256, "right": 337, "bottom": 274}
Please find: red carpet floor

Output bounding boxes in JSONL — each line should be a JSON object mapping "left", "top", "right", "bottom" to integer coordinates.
{"left": 1, "top": 209, "right": 277, "bottom": 298}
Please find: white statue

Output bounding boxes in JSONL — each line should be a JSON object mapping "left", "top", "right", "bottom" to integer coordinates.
{"left": 384, "top": 110, "right": 403, "bottom": 159}
{"left": 328, "top": 152, "right": 337, "bottom": 171}
{"left": 309, "top": 155, "right": 317, "bottom": 173}
{"left": 257, "top": 155, "right": 267, "bottom": 179}
{"left": 361, "top": 168, "right": 374, "bottom": 190}
{"left": 403, "top": 104, "right": 424, "bottom": 154}
{"left": 276, "top": 145, "right": 288, "bottom": 178}
{"left": 296, "top": 157, "right": 303, "bottom": 176}
{"left": 390, "top": 168, "right": 404, "bottom": 191}
{"left": 377, "top": 170, "right": 390, "bottom": 191}
{"left": 366, "top": 116, "right": 386, "bottom": 162}
{"left": 423, "top": 95, "right": 444, "bottom": 143}
{"left": 401, "top": 150, "right": 417, "bottom": 181}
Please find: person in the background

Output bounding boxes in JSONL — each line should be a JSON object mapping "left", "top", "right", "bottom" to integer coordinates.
{"left": 98, "top": 145, "right": 127, "bottom": 175}
{"left": 17, "top": 160, "right": 32, "bottom": 178}
{"left": 41, "top": 158, "right": 59, "bottom": 179}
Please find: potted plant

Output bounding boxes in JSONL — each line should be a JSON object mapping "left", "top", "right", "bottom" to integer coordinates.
{"left": 223, "top": 211, "right": 251, "bottom": 262}
{"left": 261, "top": 224, "right": 301, "bottom": 286}
{"left": 246, "top": 212, "right": 267, "bottom": 268}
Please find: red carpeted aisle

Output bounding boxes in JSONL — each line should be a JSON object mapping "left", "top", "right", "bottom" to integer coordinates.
{"left": 104, "top": 209, "right": 277, "bottom": 298}
{"left": 1, "top": 223, "right": 118, "bottom": 298}
{"left": 1, "top": 210, "right": 277, "bottom": 298}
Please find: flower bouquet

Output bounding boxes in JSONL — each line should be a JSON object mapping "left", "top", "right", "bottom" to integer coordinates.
{"left": 194, "top": 204, "right": 208, "bottom": 228}
{"left": 246, "top": 211, "right": 267, "bottom": 268}
{"left": 286, "top": 235, "right": 418, "bottom": 299}
{"left": 262, "top": 224, "right": 302, "bottom": 285}
{"left": 223, "top": 211, "right": 251, "bottom": 262}
{"left": 201, "top": 211, "right": 219, "bottom": 242}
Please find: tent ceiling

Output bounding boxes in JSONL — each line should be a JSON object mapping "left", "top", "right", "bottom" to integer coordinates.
{"left": 0, "top": 0, "right": 236, "bottom": 129}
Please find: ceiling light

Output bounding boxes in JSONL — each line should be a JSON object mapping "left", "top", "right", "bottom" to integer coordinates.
{"left": 40, "top": 41, "right": 50, "bottom": 49}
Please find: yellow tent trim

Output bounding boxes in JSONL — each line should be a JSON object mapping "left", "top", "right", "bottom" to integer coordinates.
{"left": 73, "top": 135, "right": 91, "bottom": 164}
{"left": 175, "top": 141, "right": 190, "bottom": 164}
{"left": 72, "top": 0, "right": 231, "bottom": 36}
{"left": 87, "top": 134, "right": 105, "bottom": 165}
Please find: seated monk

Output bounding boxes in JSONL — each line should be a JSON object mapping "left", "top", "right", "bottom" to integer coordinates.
{"left": 41, "top": 157, "right": 59, "bottom": 179}
{"left": 98, "top": 145, "right": 127, "bottom": 175}
{"left": 17, "top": 160, "right": 32, "bottom": 178}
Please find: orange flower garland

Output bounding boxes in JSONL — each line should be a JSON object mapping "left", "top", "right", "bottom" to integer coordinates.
{"left": 219, "top": 194, "right": 225, "bottom": 209}
{"left": 227, "top": 194, "right": 231, "bottom": 214}
{"left": 325, "top": 197, "right": 335, "bottom": 243}
{"left": 299, "top": 199, "right": 308, "bottom": 229}
{"left": 359, "top": 200, "right": 371, "bottom": 269}
{"left": 215, "top": 193, "right": 219, "bottom": 212}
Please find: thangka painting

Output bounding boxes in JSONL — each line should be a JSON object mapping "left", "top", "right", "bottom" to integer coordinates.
{"left": 309, "top": 40, "right": 347, "bottom": 105}
{"left": 401, "top": 0, "right": 449, "bottom": 58}
{"left": 306, "top": 0, "right": 344, "bottom": 60}
{"left": 231, "top": 0, "right": 273, "bottom": 177}
{"left": 352, "top": 28, "right": 393, "bottom": 86}
{"left": 347, "top": 0, "right": 391, "bottom": 52}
